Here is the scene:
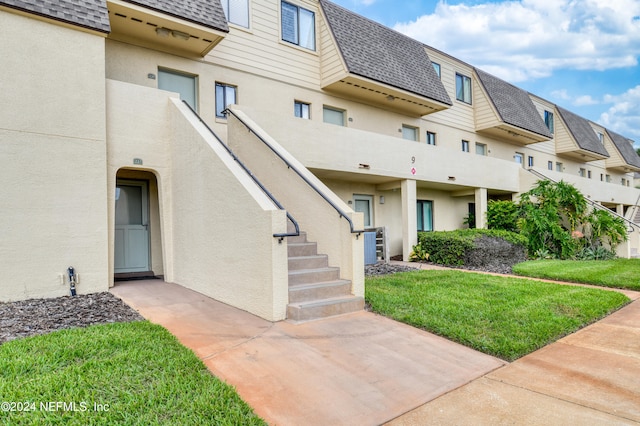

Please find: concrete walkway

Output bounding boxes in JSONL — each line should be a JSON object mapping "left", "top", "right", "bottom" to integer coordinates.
{"left": 111, "top": 280, "right": 504, "bottom": 425}
{"left": 111, "top": 272, "right": 640, "bottom": 426}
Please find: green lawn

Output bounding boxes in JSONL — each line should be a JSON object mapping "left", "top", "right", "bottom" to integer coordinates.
{"left": 0, "top": 321, "right": 265, "bottom": 425}
{"left": 513, "top": 258, "right": 640, "bottom": 291}
{"left": 366, "top": 270, "right": 629, "bottom": 361}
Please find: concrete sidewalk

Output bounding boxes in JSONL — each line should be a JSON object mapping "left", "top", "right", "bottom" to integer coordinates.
{"left": 111, "top": 276, "right": 640, "bottom": 425}
{"left": 111, "top": 280, "right": 504, "bottom": 425}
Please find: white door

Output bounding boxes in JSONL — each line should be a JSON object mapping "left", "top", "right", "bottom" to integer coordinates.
{"left": 114, "top": 181, "right": 150, "bottom": 273}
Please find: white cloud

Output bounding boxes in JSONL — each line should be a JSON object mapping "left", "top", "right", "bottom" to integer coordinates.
{"left": 599, "top": 86, "right": 640, "bottom": 140}
{"left": 574, "top": 95, "right": 599, "bottom": 106}
{"left": 393, "top": 0, "right": 640, "bottom": 82}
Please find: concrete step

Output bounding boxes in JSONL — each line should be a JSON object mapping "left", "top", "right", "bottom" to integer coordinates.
{"left": 287, "top": 232, "right": 308, "bottom": 244}
{"left": 288, "top": 280, "right": 352, "bottom": 303}
{"left": 288, "top": 254, "right": 329, "bottom": 271}
{"left": 289, "top": 267, "right": 340, "bottom": 286}
{"left": 287, "top": 296, "right": 365, "bottom": 322}
{"left": 288, "top": 241, "right": 318, "bottom": 257}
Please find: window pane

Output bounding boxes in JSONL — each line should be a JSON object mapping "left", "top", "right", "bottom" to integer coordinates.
{"left": 281, "top": 2, "right": 298, "bottom": 44}
{"left": 475, "top": 143, "right": 485, "bottom": 155}
{"left": 354, "top": 199, "right": 371, "bottom": 227}
{"left": 298, "top": 8, "right": 315, "bottom": 50}
{"left": 323, "top": 107, "right": 344, "bottom": 126}
{"left": 225, "top": 85, "right": 236, "bottom": 106}
{"left": 463, "top": 76, "right": 471, "bottom": 103}
{"left": 426, "top": 132, "right": 436, "bottom": 145}
{"left": 456, "top": 74, "right": 463, "bottom": 101}
{"left": 294, "top": 101, "right": 310, "bottom": 119}
{"left": 432, "top": 62, "right": 441, "bottom": 78}
{"left": 402, "top": 126, "right": 417, "bottom": 141}
{"left": 417, "top": 201, "right": 433, "bottom": 232}
{"left": 115, "top": 185, "right": 142, "bottom": 225}
{"left": 227, "top": 0, "right": 249, "bottom": 27}
{"left": 215, "top": 84, "right": 225, "bottom": 117}
{"left": 158, "top": 69, "right": 197, "bottom": 111}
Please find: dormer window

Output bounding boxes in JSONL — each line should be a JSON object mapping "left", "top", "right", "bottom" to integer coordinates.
{"left": 544, "top": 110, "right": 554, "bottom": 133}
{"left": 281, "top": 1, "right": 315, "bottom": 51}
{"left": 221, "top": 0, "right": 249, "bottom": 28}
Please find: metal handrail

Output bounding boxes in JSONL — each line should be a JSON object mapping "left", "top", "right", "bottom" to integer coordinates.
{"left": 224, "top": 108, "right": 365, "bottom": 238}
{"left": 527, "top": 168, "right": 640, "bottom": 231}
{"left": 181, "top": 101, "right": 299, "bottom": 241}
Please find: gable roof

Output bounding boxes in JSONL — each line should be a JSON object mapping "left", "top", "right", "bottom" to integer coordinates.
{"left": 319, "top": 0, "right": 451, "bottom": 106}
{"left": 0, "top": 0, "right": 229, "bottom": 34}
{"left": 0, "top": 0, "right": 111, "bottom": 33}
{"left": 474, "top": 68, "right": 552, "bottom": 138}
{"left": 607, "top": 129, "right": 640, "bottom": 168}
{"left": 556, "top": 106, "right": 609, "bottom": 157}
{"left": 121, "top": 0, "right": 228, "bottom": 32}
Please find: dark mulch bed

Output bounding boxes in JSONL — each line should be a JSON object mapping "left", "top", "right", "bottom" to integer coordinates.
{"left": 0, "top": 292, "right": 143, "bottom": 344}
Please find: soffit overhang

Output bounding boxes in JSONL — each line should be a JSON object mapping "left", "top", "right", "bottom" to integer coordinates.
{"left": 107, "top": 0, "right": 226, "bottom": 57}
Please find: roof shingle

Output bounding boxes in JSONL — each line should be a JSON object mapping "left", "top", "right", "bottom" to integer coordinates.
{"left": 556, "top": 106, "right": 609, "bottom": 157}
{"left": 319, "top": 0, "right": 451, "bottom": 106}
{"left": 474, "top": 68, "right": 552, "bottom": 138}
{"left": 121, "top": 0, "right": 228, "bottom": 32}
{"left": 607, "top": 129, "right": 640, "bottom": 168}
{"left": 0, "top": 0, "right": 111, "bottom": 33}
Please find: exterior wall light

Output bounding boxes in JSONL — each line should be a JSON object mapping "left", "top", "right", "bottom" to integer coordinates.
{"left": 156, "top": 27, "right": 170, "bottom": 37}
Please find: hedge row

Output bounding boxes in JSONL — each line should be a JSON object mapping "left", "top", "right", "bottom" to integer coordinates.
{"left": 417, "top": 229, "right": 527, "bottom": 267}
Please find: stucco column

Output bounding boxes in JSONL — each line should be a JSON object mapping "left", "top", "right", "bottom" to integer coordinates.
{"left": 475, "top": 187, "right": 488, "bottom": 229}
{"left": 401, "top": 179, "right": 417, "bottom": 261}
{"left": 616, "top": 204, "right": 625, "bottom": 217}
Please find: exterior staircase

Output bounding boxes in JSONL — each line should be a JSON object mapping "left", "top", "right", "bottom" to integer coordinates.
{"left": 287, "top": 230, "right": 364, "bottom": 322}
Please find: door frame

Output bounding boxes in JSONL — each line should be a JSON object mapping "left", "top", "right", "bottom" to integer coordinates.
{"left": 114, "top": 179, "right": 151, "bottom": 276}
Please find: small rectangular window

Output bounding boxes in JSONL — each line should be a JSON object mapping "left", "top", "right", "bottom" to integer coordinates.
{"left": 417, "top": 200, "right": 433, "bottom": 232}
{"left": 544, "top": 110, "right": 554, "bottom": 133}
{"left": 456, "top": 73, "right": 472, "bottom": 104}
{"left": 215, "top": 82, "right": 237, "bottom": 118}
{"left": 556, "top": 162, "right": 563, "bottom": 172}
{"left": 606, "top": 174, "right": 611, "bottom": 182}
{"left": 579, "top": 168, "right": 586, "bottom": 177}
{"left": 461, "top": 140, "right": 470, "bottom": 152}
{"left": 527, "top": 156, "right": 534, "bottom": 167}
{"left": 402, "top": 125, "right": 418, "bottom": 141}
{"left": 281, "top": 1, "right": 315, "bottom": 50}
{"left": 601, "top": 173, "right": 604, "bottom": 181}
{"left": 323, "top": 105, "right": 345, "bottom": 126}
{"left": 548, "top": 161, "right": 553, "bottom": 170}
{"left": 588, "top": 170, "right": 592, "bottom": 179}
{"left": 294, "top": 101, "right": 310, "bottom": 119}
{"left": 432, "top": 62, "right": 441, "bottom": 78}
{"left": 598, "top": 132, "right": 604, "bottom": 144}
{"left": 514, "top": 152, "right": 524, "bottom": 167}
{"left": 475, "top": 142, "right": 487, "bottom": 156}
{"left": 221, "top": 0, "right": 249, "bottom": 28}
{"left": 426, "top": 131, "right": 436, "bottom": 145}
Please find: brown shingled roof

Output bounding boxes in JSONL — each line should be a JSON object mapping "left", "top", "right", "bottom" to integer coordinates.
{"left": 121, "top": 0, "right": 228, "bottom": 32}
{"left": 0, "top": 0, "right": 111, "bottom": 33}
{"left": 319, "top": 0, "right": 451, "bottom": 106}
{"left": 475, "top": 68, "right": 552, "bottom": 139}
{"left": 607, "top": 129, "right": 640, "bottom": 168}
{"left": 556, "top": 106, "right": 609, "bottom": 157}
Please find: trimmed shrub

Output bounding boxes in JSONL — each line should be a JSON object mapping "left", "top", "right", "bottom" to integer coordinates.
{"left": 487, "top": 200, "right": 519, "bottom": 232}
{"left": 417, "top": 229, "right": 527, "bottom": 268}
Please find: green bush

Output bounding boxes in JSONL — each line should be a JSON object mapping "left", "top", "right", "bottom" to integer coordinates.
{"left": 487, "top": 200, "right": 519, "bottom": 232}
{"left": 417, "top": 229, "right": 527, "bottom": 267}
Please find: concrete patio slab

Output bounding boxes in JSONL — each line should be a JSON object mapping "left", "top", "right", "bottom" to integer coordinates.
{"left": 111, "top": 280, "right": 505, "bottom": 425}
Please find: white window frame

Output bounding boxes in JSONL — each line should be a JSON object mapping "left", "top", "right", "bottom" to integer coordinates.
{"left": 426, "top": 131, "right": 436, "bottom": 146}
{"left": 215, "top": 82, "right": 237, "bottom": 118}
{"left": 461, "top": 140, "right": 470, "bottom": 152}
{"left": 475, "top": 142, "right": 487, "bottom": 156}
{"left": 456, "top": 73, "right": 472, "bottom": 104}
{"left": 556, "top": 162, "right": 563, "bottom": 172}
{"left": 544, "top": 110, "right": 554, "bottom": 133}
{"left": 514, "top": 152, "right": 524, "bottom": 167}
{"left": 294, "top": 100, "right": 310, "bottom": 119}
{"left": 323, "top": 105, "right": 345, "bottom": 126}
{"left": 221, "top": 0, "right": 250, "bottom": 28}
{"left": 281, "top": 1, "right": 316, "bottom": 51}
{"left": 432, "top": 62, "right": 441, "bottom": 78}
{"left": 402, "top": 125, "right": 419, "bottom": 141}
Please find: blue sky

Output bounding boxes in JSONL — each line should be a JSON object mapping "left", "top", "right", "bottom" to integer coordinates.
{"left": 330, "top": 0, "right": 640, "bottom": 145}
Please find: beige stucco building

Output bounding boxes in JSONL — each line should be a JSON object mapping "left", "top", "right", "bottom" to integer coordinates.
{"left": 2, "top": 0, "right": 639, "bottom": 321}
